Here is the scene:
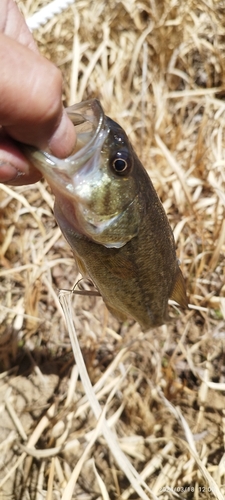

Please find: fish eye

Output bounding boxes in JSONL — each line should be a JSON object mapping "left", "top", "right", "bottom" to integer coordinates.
{"left": 111, "top": 151, "right": 131, "bottom": 176}
{"left": 113, "top": 158, "right": 127, "bottom": 172}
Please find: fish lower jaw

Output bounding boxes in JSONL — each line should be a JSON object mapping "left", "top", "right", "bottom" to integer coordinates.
{"left": 77, "top": 196, "right": 140, "bottom": 248}
{"left": 79, "top": 210, "right": 132, "bottom": 248}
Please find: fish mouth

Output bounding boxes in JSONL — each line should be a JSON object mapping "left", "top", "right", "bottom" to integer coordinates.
{"left": 22, "top": 99, "right": 140, "bottom": 248}
{"left": 23, "top": 99, "right": 110, "bottom": 192}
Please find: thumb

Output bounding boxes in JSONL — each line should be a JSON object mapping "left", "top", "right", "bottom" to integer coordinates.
{"left": 0, "top": 33, "right": 75, "bottom": 158}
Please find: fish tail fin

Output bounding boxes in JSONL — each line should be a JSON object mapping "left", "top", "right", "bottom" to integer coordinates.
{"left": 170, "top": 267, "right": 188, "bottom": 308}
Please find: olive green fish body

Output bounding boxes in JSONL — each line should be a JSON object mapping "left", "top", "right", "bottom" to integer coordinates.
{"left": 54, "top": 143, "right": 185, "bottom": 331}
{"left": 23, "top": 100, "right": 187, "bottom": 330}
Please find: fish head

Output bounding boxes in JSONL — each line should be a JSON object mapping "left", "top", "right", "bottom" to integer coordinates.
{"left": 23, "top": 99, "right": 141, "bottom": 248}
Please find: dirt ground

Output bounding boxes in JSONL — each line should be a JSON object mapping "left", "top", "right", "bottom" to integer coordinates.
{"left": 0, "top": 0, "right": 225, "bottom": 499}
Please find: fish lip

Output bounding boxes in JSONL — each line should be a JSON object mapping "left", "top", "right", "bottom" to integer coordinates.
{"left": 24, "top": 99, "right": 110, "bottom": 181}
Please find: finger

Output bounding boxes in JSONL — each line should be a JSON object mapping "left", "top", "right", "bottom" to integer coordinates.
{"left": 1, "top": 0, "right": 38, "bottom": 51}
{"left": 0, "top": 131, "right": 42, "bottom": 185}
{"left": 0, "top": 33, "right": 76, "bottom": 158}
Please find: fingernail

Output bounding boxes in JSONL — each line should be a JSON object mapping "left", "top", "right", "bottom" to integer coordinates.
{"left": 0, "top": 162, "right": 19, "bottom": 183}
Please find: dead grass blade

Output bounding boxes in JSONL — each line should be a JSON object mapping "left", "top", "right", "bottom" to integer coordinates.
{"left": 59, "top": 290, "right": 157, "bottom": 500}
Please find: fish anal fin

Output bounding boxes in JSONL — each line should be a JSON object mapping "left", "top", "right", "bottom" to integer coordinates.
{"left": 105, "top": 302, "right": 128, "bottom": 323}
{"left": 170, "top": 267, "right": 188, "bottom": 308}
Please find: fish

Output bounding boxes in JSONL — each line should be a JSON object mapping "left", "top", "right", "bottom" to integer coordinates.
{"left": 22, "top": 99, "right": 188, "bottom": 331}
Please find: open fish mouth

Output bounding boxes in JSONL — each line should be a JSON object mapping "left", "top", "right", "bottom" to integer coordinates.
{"left": 22, "top": 99, "right": 140, "bottom": 247}
{"left": 23, "top": 99, "right": 109, "bottom": 193}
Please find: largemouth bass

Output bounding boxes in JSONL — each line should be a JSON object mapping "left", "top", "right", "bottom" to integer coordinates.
{"left": 23, "top": 99, "right": 188, "bottom": 331}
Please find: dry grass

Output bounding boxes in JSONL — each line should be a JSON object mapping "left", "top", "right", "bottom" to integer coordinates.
{"left": 0, "top": 0, "right": 225, "bottom": 498}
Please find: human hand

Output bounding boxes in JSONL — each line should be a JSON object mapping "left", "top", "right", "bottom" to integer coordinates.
{"left": 0, "top": 0, "right": 76, "bottom": 185}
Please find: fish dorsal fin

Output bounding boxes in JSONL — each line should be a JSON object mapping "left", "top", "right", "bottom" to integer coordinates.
{"left": 170, "top": 267, "right": 188, "bottom": 308}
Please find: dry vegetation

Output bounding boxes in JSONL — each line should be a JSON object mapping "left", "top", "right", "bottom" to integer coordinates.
{"left": 1, "top": 0, "right": 225, "bottom": 498}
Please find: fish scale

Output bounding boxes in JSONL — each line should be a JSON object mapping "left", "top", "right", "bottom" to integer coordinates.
{"left": 22, "top": 99, "right": 188, "bottom": 331}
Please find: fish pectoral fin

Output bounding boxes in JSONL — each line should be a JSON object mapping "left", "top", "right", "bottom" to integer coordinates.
{"left": 170, "top": 267, "right": 188, "bottom": 308}
{"left": 104, "top": 254, "right": 136, "bottom": 279}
